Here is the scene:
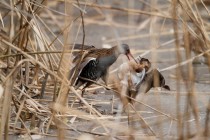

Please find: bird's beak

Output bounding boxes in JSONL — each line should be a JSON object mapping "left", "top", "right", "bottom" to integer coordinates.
{"left": 126, "top": 53, "right": 138, "bottom": 63}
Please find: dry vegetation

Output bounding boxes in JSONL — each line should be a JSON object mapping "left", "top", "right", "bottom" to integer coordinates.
{"left": 0, "top": 0, "right": 210, "bottom": 139}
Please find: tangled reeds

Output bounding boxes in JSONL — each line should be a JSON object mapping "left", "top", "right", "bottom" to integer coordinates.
{"left": 0, "top": 0, "right": 210, "bottom": 139}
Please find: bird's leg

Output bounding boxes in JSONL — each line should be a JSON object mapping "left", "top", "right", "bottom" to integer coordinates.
{"left": 127, "top": 104, "right": 131, "bottom": 125}
{"left": 72, "top": 80, "right": 85, "bottom": 105}
{"left": 102, "top": 70, "right": 109, "bottom": 88}
{"left": 78, "top": 82, "right": 93, "bottom": 105}
{"left": 127, "top": 73, "right": 137, "bottom": 103}
{"left": 130, "top": 91, "right": 137, "bottom": 105}
{"left": 81, "top": 82, "right": 92, "bottom": 96}
{"left": 74, "top": 80, "right": 84, "bottom": 90}
{"left": 78, "top": 88, "right": 86, "bottom": 105}
{"left": 81, "top": 88, "right": 86, "bottom": 97}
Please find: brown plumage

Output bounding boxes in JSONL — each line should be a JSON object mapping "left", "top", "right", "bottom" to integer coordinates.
{"left": 108, "top": 57, "right": 151, "bottom": 106}
{"left": 69, "top": 44, "right": 136, "bottom": 96}
{"left": 132, "top": 69, "right": 170, "bottom": 102}
{"left": 109, "top": 58, "right": 170, "bottom": 106}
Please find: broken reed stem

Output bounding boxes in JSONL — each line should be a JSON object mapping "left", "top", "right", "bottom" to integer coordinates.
{"left": 129, "top": 104, "right": 156, "bottom": 136}
{"left": 69, "top": 87, "right": 102, "bottom": 117}
{"left": 126, "top": 96, "right": 176, "bottom": 121}
{"left": 13, "top": 111, "right": 32, "bottom": 139}
{"left": 12, "top": 97, "right": 26, "bottom": 132}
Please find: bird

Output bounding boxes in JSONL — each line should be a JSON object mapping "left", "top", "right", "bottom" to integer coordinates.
{"left": 69, "top": 43, "right": 136, "bottom": 96}
{"left": 129, "top": 68, "right": 170, "bottom": 104}
{"left": 109, "top": 57, "right": 170, "bottom": 106}
{"left": 108, "top": 57, "right": 151, "bottom": 106}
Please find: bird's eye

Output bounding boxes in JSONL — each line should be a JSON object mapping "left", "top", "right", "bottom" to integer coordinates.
{"left": 145, "top": 66, "right": 149, "bottom": 71}
{"left": 126, "top": 49, "right": 130, "bottom": 53}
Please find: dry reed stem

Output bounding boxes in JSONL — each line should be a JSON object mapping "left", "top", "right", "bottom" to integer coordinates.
{"left": 172, "top": 0, "right": 183, "bottom": 138}
{"left": 70, "top": 1, "right": 173, "bottom": 19}
{"left": 105, "top": 30, "right": 182, "bottom": 43}
{"left": 129, "top": 104, "right": 156, "bottom": 136}
{"left": 0, "top": 76, "right": 15, "bottom": 139}
{"left": 79, "top": 76, "right": 176, "bottom": 120}
{"left": 182, "top": 4, "right": 200, "bottom": 138}
{"left": 160, "top": 47, "right": 210, "bottom": 72}
{"left": 2, "top": 40, "right": 102, "bottom": 117}
{"left": 204, "top": 99, "right": 210, "bottom": 137}
{"left": 13, "top": 98, "right": 26, "bottom": 132}
{"left": 12, "top": 111, "right": 32, "bottom": 139}
{"left": 49, "top": 1, "right": 72, "bottom": 134}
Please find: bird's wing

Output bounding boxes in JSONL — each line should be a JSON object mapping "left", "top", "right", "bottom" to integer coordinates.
{"left": 73, "top": 44, "right": 95, "bottom": 50}
{"left": 72, "top": 47, "right": 109, "bottom": 63}
{"left": 72, "top": 52, "right": 87, "bottom": 63}
{"left": 70, "top": 57, "right": 97, "bottom": 86}
{"left": 72, "top": 44, "right": 95, "bottom": 56}
{"left": 72, "top": 45, "right": 98, "bottom": 63}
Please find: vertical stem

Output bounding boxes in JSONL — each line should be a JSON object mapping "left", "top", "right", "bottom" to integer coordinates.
{"left": 183, "top": 12, "right": 190, "bottom": 138}
{"left": 0, "top": 76, "right": 15, "bottom": 139}
{"left": 55, "top": 0, "right": 72, "bottom": 139}
{"left": 204, "top": 99, "right": 210, "bottom": 138}
{"left": 172, "top": 0, "right": 183, "bottom": 139}
{"left": 56, "top": 0, "right": 72, "bottom": 106}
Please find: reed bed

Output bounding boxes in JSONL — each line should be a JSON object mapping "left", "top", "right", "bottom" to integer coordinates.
{"left": 0, "top": 0, "right": 210, "bottom": 139}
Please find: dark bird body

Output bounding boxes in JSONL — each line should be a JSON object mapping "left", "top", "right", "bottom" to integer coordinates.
{"left": 131, "top": 69, "right": 170, "bottom": 102}
{"left": 70, "top": 44, "right": 136, "bottom": 95}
